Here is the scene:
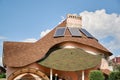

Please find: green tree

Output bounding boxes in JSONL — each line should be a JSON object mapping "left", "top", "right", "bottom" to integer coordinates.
{"left": 89, "top": 70, "right": 105, "bottom": 80}
{"left": 113, "top": 64, "right": 120, "bottom": 71}
{"left": 116, "top": 64, "right": 120, "bottom": 71}
{"left": 0, "top": 73, "right": 6, "bottom": 78}
{"left": 109, "top": 71, "right": 120, "bottom": 80}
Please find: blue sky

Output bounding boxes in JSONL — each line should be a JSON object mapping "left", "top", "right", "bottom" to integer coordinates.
{"left": 0, "top": 0, "right": 120, "bottom": 65}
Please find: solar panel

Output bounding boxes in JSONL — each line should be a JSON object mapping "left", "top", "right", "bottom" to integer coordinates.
{"left": 80, "top": 28, "right": 94, "bottom": 38}
{"left": 54, "top": 27, "right": 66, "bottom": 37}
{"left": 68, "top": 27, "right": 82, "bottom": 37}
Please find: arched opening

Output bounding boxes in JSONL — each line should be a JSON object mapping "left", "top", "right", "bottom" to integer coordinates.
{"left": 8, "top": 68, "right": 49, "bottom": 80}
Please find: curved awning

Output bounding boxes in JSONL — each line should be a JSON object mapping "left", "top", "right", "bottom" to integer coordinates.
{"left": 39, "top": 48, "right": 101, "bottom": 71}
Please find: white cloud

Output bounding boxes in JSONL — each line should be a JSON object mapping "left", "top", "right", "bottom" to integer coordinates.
{"left": 118, "top": 55, "right": 120, "bottom": 57}
{"left": 0, "top": 36, "right": 7, "bottom": 47}
{"left": 22, "top": 38, "right": 37, "bottom": 43}
{"left": 58, "top": 16, "right": 65, "bottom": 24}
{"left": 22, "top": 29, "right": 51, "bottom": 43}
{"left": 40, "top": 29, "right": 51, "bottom": 38}
{"left": 0, "top": 56, "right": 3, "bottom": 66}
{"left": 0, "top": 42, "right": 3, "bottom": 47}
{"left": 0, "top": 36, "right": 7, "bottom": 40}
{"left": 80, "top": 9, "right": 120, "bottom": 56}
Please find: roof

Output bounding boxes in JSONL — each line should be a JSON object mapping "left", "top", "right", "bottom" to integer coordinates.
{"left": 39, "top": 48, "right": 101, "bottom": 71}
{"left": 112, "top": 57, "right": 120, "bottom": 64}
{"left": 3, "top": 19, "right": 112, "bottom": 67}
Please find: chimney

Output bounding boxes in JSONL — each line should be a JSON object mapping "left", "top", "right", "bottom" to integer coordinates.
{"left": 66, "top": 14, "right": 82, "bottom": 28}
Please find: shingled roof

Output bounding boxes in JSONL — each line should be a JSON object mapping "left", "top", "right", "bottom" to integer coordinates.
{"left": 3, "top": 15, "right": 112, "bottom": 67}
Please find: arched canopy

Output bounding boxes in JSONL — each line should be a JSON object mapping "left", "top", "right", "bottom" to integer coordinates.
{"left": 39, "top": 48, "right": 101, "bottom": 71}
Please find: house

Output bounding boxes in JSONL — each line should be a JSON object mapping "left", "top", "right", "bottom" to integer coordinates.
{"left": 112, "top": 56, "right": 120, "bottom": 64}
{"left": 109, "top": 56, "right": 120, "bottom": 71}
{"left": 2, "top": 14, "right": 112, "bottom": 80}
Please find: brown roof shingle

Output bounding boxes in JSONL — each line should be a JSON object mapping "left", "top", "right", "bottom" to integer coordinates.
{"left": 3, "top": 20, "right": 112, "bottom": 67}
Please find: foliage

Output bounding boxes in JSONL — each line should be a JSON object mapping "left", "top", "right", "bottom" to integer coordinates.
{"left": 113, "top": 64, "right": 120, "bottom": 72}
{"left": 0, "top": 73, "right": 6, "bottom": 78}
{"left": 109, "top": 71, "right": 120, "bottom": 80}
{"left": 89, "top": 70, "right": 105, "bottom": 80}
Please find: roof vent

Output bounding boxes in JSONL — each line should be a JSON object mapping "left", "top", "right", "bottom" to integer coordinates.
{"left": 66, "top": 14, "right": 82, "bottom": 28}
